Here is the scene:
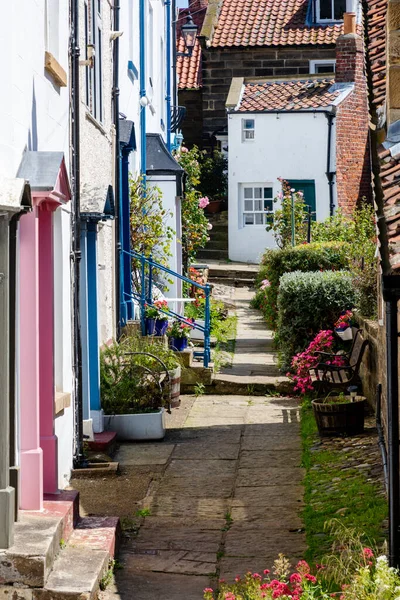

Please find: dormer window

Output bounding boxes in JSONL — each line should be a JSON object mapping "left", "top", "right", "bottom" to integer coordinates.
{"left": 315, "top": 0, "right": 346, "bottom": 22}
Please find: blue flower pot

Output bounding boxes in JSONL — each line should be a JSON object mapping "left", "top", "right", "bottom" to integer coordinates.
{"left": 170, "top": 337, "right": 188, "bottom": 352}
{"left": 146, "top": 318, "right": 156, "bottom": 335}
{"left": 155, "top": 319, "right": 168, "bottom": 336}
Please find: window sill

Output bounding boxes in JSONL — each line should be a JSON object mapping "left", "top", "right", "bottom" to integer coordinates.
{"left": 44, "top": 51, "right": 67, "bottom": 87}
{"left": 55, "top": 391, "right": 71, "bottom": 416}
{"left": 85, "top": 110, "right": 107, "bottom": 135}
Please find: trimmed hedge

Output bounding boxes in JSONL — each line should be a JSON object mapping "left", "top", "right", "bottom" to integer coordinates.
{"left": 253, "top": 241, "right": 350, "bottom": 328}
{"left": 275, "top": 270, "right": 356, "bottom": 370}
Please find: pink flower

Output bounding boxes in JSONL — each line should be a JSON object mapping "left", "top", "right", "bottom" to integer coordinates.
{"left": 203, "top": 588, "right": 213, "bottom": 594}
{"left": 260, "top": 279, "right": 271, "bottom": 290}
{"left": 198, "top": 197, "right": 210, "bottom": 209}
{"left": 363, "top": 547, "right": 374, "bottom": 559}
{"left": 181, "top": 147, "right": 188, "bottom": 153}
{"left": 305, "top": 574, "right": 317, "bottom": 583}
{"left": 263, "top": 569, "right": 270, "bottom": 575}
{"left": 290, "top": 573, "right": 302, "bottom": 584}
{"left": 207, "top": 222, "right": 213, "bottom": 230}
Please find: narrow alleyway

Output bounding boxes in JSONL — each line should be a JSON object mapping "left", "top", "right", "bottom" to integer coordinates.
{"left": 99, "top": 279, "right": 305, "bottom": 600}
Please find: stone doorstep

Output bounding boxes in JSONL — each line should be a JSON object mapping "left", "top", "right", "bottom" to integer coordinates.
{"left": 86, "top": 431, "right": 118, "bottom": 455}
{"left": 71, "top": 463, "right": 119, "bottom": 479}
{"left": 0, "top": 494, "right": 120, "bottom": 600}
{"left": 0, "top": 491, "right": 80, "bottom": 587}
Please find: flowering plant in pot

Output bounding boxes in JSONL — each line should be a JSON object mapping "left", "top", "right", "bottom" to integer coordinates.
{"left": 143, "top": 303, "right": 159, "bottom": 335}
{"left": 153, "top": 299, "right": 169, "bottom": 336}
{"left": 312, "top": 390, "right": 366, "bottom": 437}
{"left": 168, "top": 319, "right": 194, "bottom": 351}
{"left": 334, "top": 310, "right": 353, "bottom": 341}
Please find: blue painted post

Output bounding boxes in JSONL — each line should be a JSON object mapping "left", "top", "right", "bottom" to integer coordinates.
{"left": 140, "top": 0, "right": 147, "bottom": 180}
{"left": 148, "top": 254, "right": 153, "bottom": 304}
{"left": 140, "top": 254, "right": 146, "bottom": 336}
{"left": 204, "top": 284, "right": 211, "bottom": 368}
{"left": 165, "top": 0, "right": 172, "bottom": 151}
{"left": 79, "top": 222, "right": 90, "bottom": 421}
{"left": 118, "top": 142, "right": 127, "bottom": 328}
{"left": 87, "top": 222, "right": 101, "bottom": 412}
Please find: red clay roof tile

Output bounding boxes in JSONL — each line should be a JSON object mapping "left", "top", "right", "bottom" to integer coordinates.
{"left": 211, "top": 0, "right": 344, "bottom": 48}
{"left": 237, "top": 78, "right": 340, "bottom": 111}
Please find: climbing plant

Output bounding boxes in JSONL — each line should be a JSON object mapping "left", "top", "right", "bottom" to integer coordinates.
{"left": 175, "top": 146, "right": 210, "bottom": 273}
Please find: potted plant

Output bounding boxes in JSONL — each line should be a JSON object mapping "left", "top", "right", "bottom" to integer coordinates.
{"left": 168, "top": 319, "right": 193, "bottom": 352}
{"left": 100, "top": 343, "right": 170, "bottom": 440}
{"left": 144, "top": 303, "right": 159, "bottom": 335}
{"left": 334, "top": 310, "right": 353, "bottom": 341}
{"left": 154, "top": 299, "right": 169, "bottom": 336}
{"left": 312, "top": 391, "right": 366, "bottom": 437}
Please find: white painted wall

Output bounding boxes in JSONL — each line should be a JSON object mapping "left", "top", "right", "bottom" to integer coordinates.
{"left": 79, "top": 0, "right": 116, "bottom": 345}
{"left": 227, "top": 111, "right": 335, "bottom": 263}
{"left": 0, "top": 0, "right": 74, "bottom": 489}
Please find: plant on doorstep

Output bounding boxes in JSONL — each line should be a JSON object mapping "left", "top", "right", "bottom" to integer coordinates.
{"left": 175, "top": 146, "right": 210, "bottom": 272}
{"left": 129, "top": 175, "right": 175, "bottom": 294}
{"left": 168, "top": 319, "right": 194, "bottom": 352}
{"left": 266, "top": 179, "right": 309, "bottom": 249}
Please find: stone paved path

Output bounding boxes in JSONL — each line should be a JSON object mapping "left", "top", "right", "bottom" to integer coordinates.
{"left": 102, "top": 395, "right": 306, "bottom": 600}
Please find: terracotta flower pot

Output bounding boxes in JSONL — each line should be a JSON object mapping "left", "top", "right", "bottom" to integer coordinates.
{"left": 205, "top": 200, "right": 222, "bottom": 214}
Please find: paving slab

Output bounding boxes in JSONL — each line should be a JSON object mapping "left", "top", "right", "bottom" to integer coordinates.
{"left": 116, "top": 444, "right": 175, "bottom": 466}
{"left": 224, "top": 527, "right": 307, "bottom": 558}
{"left": 156, "top": 476, "right": 235, "bottom": 498}
{"left": 142, "top": 496, "right": 229, "bottom": 519}
{"left": 241, "top": 435, "right": 301, "bottom": 451}
{"left": 122, "top": 550, "right": 217, "bottom": 576}
{"left": 105, "top": 572, "right": 212, "bottom": 600}
{"left": 172, "top": 441, "right": 240, "bottom": 461}
{"left": 165, "top": 459, "right": 236, "bottom": 478}
{"left": 230, "top": 503, "right": 304, "bottom": 525}
{"left": 236, "top": 467, "right": 305, "bottom": 487}
{"left": 239, "top": 449, "right": 302, "bottom": 469}
{"left": 132, "top": 527, "right": 221, "bottom": 554}
{"left": 219, "top": 556, "right": 305, "bottom": 581}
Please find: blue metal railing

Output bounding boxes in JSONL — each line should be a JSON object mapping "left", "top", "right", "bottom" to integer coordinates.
{"left": 123, "top": 249, "right": 211, "bottom": 367}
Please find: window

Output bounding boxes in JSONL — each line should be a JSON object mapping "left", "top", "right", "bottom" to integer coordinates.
{"left": 148, "top": 2, "right": 154, "bottom": 88}
{"left": 92, "top": 0, "right": 103, "bottom": 121}
{"left": 242, "top": 119, "right": 255, "bottom": 141}
{"left": 84, "top": 2, "right": 90, "bottom": 106}
{"left": 310, "top": 60, "right": 336, "bottom": 74}
{"left": 315, "top": 0, "right": 346, "bottom": 22}
{"left": 45, "top": 0, "right": 59, "bottom": 59}
{"left": 242, "top": 186, "right": 273, "bottom": 226}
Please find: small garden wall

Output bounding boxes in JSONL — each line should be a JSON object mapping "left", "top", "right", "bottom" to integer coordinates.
{"left": 356, "top": 314, "right": 386, "bottom": 414}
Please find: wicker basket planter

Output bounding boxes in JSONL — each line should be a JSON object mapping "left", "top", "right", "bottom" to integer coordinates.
{"left": 312, "top": 396, "right": 366, "bottom": 437}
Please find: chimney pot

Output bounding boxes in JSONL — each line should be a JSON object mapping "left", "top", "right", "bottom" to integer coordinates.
{"left": 343, "top": 12, "right": 356, "bottom": 35}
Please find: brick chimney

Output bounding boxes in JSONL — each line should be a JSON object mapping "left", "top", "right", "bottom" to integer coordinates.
{"left": 334, "top": 13, "right": 372, "bottom": 213}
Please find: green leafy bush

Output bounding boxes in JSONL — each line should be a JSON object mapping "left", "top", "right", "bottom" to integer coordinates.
{"left": 276, "top": 270, "right": 356, "bottom": 370}
{"left": 252, "top": 242, "right": 351, "bottom": 328}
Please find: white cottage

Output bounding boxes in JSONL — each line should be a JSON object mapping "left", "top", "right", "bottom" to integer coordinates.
{"left": 225, "top": 13, "right": 371, "bottom": 263}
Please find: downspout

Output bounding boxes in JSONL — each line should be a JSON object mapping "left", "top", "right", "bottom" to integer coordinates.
{"left": 383, "top": 276, "right": 400, "bottom": 569}
{"left": 172, "top": 0, "right": 177, "bottom": 109}
{"left": 376, "top": 383, "right": 388, "bottom": 492}
{"left": 140, "top": 0, "right": 147, "bottom": 179}
{"left": 325, "top": 111, "right": 336, "bottom": 216}
{"left": 165, "top": 0, "right": 172, "bottom": 151}
{"left": 71, "top": 0, "right": 85, "bottom": 467}
{"left": 9, "top": 210, "right": 29, "bottom": 520}
{"left": 113, "top": 0, "right": 122, "bottom": 336}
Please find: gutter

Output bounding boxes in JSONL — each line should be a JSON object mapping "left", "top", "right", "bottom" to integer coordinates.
{"left": 112, "top": 0, "right": 122, "bottom": 336}
{"left": 70, "top": 0, "right": 85, "bottom": 468}
{"left": 325, "top": 111, "right": 336, "bottom": 216}
{"left": 165, "top": 0, "right": 172, "bottom": 151}
{"left": 376, "top": 383, "right": 388, "bottom": 492}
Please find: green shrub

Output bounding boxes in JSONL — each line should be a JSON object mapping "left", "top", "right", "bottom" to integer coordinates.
{"left": 253, "top": 242, "right": 351, "bottom": 328}
{"left": 276, "top": 270, "right": 356, "bottom": 370}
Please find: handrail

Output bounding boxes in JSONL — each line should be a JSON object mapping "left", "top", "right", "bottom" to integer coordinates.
{"left": 123, "top": 249, "right": 211, "bottom": 367}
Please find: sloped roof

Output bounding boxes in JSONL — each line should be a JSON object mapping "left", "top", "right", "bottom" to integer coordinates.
{"left": 207, "top": 0, "right": 345, "bottom": 48}
{"left": 177, "top": 7, "right": 206, "bottom": 90}
{"left": 236, "top": 78, "right": 341, "bottom": 112}
{"left": 366, "top": 0, "right": 387, "bottom": 118}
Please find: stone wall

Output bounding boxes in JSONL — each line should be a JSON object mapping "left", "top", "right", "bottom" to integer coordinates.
{"left": 179, "top": 89, "right": 204, "bottom": 148}
{"left": 200, "top": 45, "right": 337, "bottom": 139}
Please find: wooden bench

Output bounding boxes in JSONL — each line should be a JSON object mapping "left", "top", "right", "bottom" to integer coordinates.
{"left": 310, "top": 328, "right": 368, "bottom": 394}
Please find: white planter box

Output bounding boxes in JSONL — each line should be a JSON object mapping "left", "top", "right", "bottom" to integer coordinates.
{"left": 104, "top": 408, "right": 166, "bottom": 441}
{"left": 335, "top": 327, "right": 353, "bottom": 341}
{"left": 190, "top": 319, "right": 205, "bottom": 341}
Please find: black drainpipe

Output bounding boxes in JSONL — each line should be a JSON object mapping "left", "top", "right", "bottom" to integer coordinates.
{"left": 376, "top": 383, "right": 388, "bottom": 492}
{"left": 113, "top": 0, "right": 121, "bottom": 339}
{"left": 383, "top": 275, "right": 400, "bottom": 569}
{"left": 71, "top": 0, "right": 85, "bottom": 467}
{"left": 172, "top": 0, "right": 177, "bottom": 107}
{"left": 325, "top": 111, "right": 336, "bottom": 216}
{"left": 9, "top": 208, "right": 29, "bottom": 520}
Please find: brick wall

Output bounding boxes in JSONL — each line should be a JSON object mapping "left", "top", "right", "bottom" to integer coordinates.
{"left": 335, "top": 34, "right": 372, "bottom": 212}
{"left": 179, "top": 89, "right": 204, "bottom": 148}
{"left": 200, "top": 45, "right": 337, "bottom": 138}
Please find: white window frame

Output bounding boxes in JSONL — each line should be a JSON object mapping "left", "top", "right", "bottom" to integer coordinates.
{"left": 315, "top": 0, "right": 346, "bottom": 22}
{"left": 242, "top": 119, "right": 255, "bottom": 142}
{"left": 309, "top": 59, "right": 336, "bottom": 74}
{"left": 45, "top": 0, "right": 60, "bottom": 59}
{"left": 147, "top": 2, "right": 154, "bottom": 89}
{"left": 241, "top": 184, "right": 274, "bottom": 227}
{"left": 91, "top": 0, "right": 103, "bottom": 122}
{"left": 160, "top": 36, "right": 165, "bottom": 127}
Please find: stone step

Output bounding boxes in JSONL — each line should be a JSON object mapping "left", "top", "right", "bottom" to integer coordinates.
{"left": 181, "top": 363, "right": 214, "bottom": 387}
{"left": 209, "top": 230, "right": 228, "bottom": 242}
{"left": 208, "top": 268, "right": 257, "bottom": 281}
{"left": 196, "top": 248, "right": 229, "bottom": 260}
{"left": 182, "top": 374, "right": 293, "bottom": 396}
{"left": 87, "top": 431, "right": 118, "bottom": 455}
{"left": 204, "top": 239, "right": 228, "bottom": 251}
{"left": 208, "top": 223, "right": 228, "bottom": 234}
{"left": 0, "top": 491, "right": 79, "bottom": 587}
{"left": 33, "top": 517, "right": 120, "bottom": 600}
{"left": 209, "top": 277, "right": 255, "bottom": 288}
